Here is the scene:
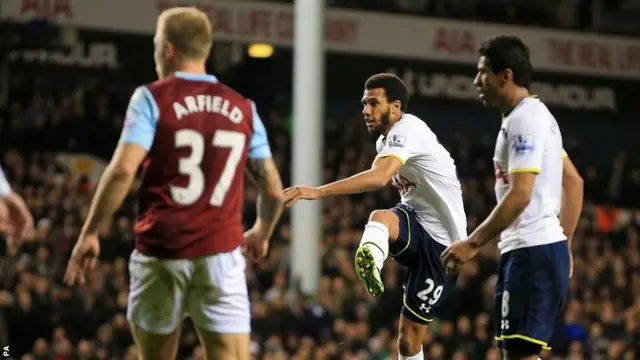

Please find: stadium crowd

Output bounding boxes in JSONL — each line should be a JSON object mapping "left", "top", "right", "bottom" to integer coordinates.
{"left": 273, "top": 0, "right": 640, "bottom": 36}
{"left": 0, "top": 69, "right": 639, "bottom": 360}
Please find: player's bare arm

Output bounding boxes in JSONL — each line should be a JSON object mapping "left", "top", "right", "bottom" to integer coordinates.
{"left": 246, "top": 157, "right": 285, "bottom": 236}
{"left": 560, "top": 155, "right": 583, "bottom": 244}
{"left": 282, "top": 156, "right": 402, "bottom": 207}
{"left": 442, "top": 172, "right": 536, "bottom": 265}
{"left": 245, "top": 157, "right": 284, "bottom": 261}
{"left": 65, "top": 143, "right": 147, "bottom": 285}
{"left": 83, "top": 143, "right": 147, "bottom": 235}
{"left": 560, "top": 155, "right": 583, "bottom": 278}
{"left": 3, "top": 192, "right": 34, "bottom": 241}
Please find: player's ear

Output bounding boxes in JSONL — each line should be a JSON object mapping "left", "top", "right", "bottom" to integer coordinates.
{"left": 500, "top": 68, "right": 513, "bottom": 86}
{"left": 165, "top": 41, "right": 176, "bottom": 58}
{"left": 391, "top": 100, "right": 402, "bottom": 114}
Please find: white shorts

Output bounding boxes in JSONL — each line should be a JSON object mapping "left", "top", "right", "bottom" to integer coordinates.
{"left": 126, "top": 247, "right": 250, "bottom": 335}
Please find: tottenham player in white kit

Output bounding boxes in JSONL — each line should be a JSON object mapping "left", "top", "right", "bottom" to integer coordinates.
{"left": 284, "top": 73, "right": 467, "bottom": 360}
{"left": 441, "top": 36, "right": 584, "bottom": 360}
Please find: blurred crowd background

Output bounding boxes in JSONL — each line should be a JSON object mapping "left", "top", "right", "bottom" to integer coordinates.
{"left": 272, "top": 0, "right": 640, "bottom": 35}
{"left": 1, "top": 0, "right": 640, "bottom": 359}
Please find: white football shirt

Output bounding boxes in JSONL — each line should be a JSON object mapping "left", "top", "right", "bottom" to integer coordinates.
{"left": 0, "top": 167, "right": 12, "bottom": 198}
{"left": 493, "top": 97, "right": 566, "bottom": 254}
{"left": 376, "top": 113, "right": 467, "bottom": 247}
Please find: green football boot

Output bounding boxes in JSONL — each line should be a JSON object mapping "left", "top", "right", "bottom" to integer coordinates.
{"left": 355, "top": 245, "right": 384, "bottom": 297}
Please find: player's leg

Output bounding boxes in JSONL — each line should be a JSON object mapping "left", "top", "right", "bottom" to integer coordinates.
{"left": 397, "top": 314, "right": 427, "bottom": 359}
{"left": 188, "top": 248, "right": 251, "bottom": 360}
{"left": 397, "top": 258, "right": 457, "bottom": 358}
{"left": 126, "top": 250, "right": 191, "bottom": 360}
{"left": 495, "top": 248, "right": 544, "bottom": 360}
{"left": 194, "top": 331, "right": 249, "bottom": 360}
{"left": 130, "top": 324, "right": 182, "bottom": 360}
{"left": 354, "top": 207, "right": 401, "bottom": 296}
{"left": 500, "top": 344, "right": 543, "bottom": 360}
{"left": 501, "top": 350, "right": 544, "bottom": 360}
{"left": 496, "top": 242, "right": 570, "bottom": 360}
{"left": 391, "top": 205, "right": 457, "bottom": 359}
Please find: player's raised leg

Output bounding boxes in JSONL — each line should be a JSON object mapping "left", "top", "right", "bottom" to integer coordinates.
{"left": 355, "top": 208, "right": 400, "bottom": 297}
{"left": 355, "top": 207, "right": 426, "bottom": 358}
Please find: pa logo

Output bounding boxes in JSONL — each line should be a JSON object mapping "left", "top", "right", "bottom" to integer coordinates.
{"left": 2, "top": 345, "right": 9, "bottom": 357}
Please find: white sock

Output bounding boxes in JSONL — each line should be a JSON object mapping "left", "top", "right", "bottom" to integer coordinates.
{"left": 398, "top": 347, "right": 424, "bottom": 360}
{"left": 359, "top": 221, "right": 389, "bottom": 271}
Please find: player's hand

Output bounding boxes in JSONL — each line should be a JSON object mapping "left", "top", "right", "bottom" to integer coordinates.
{"left": 242, "top": 227, "right": 269, "bottom": 263}
{"left": 64, "top": 234, "right": 100, "bottom": 286}
{"left": 282, "top": 186, "right": 321, "bottom": 207}
{"left": 7, "top": 205, "right": 34, "bottom": 245}
{"left": 440, "top": 239, "right": 479, "bottom": 272}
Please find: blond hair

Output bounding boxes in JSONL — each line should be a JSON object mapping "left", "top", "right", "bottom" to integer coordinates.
{"left": 158, "top": 7, "right": 213, "bottom": 60}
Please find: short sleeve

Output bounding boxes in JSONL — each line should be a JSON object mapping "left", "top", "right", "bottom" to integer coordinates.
{"left": 506, "top": 114, "right": 544, "bottom": 174}
{"left": 376, "top": 121, "right": 418, "bottom": 164}
{"left": 118, "top": 87, "right": 159, "bottom": 151}
{"left": 0, "top": 167, "right": 11, "bottom": 198}
{"left": 248, "top": 100, "right": 272, "bottom": 159}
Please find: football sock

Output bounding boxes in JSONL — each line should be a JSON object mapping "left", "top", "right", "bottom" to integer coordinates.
{"left": 398, "top": 347, "right": 424, "bottom": 360}
{"left": 359, "top": 221, "right": 389, "bottom": 270}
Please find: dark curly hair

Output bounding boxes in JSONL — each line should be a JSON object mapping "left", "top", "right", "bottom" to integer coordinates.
{"left": 364, "top": 73, "right": 409, "bottom": 112}
{"left": 478, "top": 35, "right": 533, "bottom": 88}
